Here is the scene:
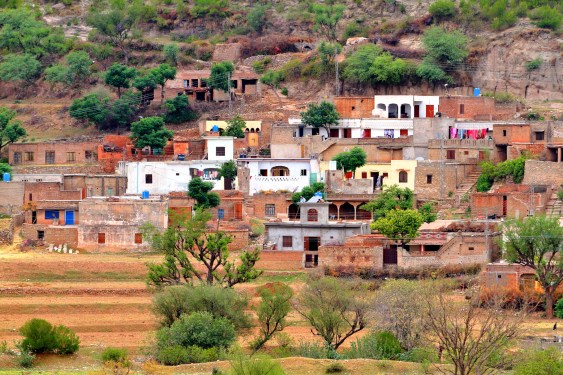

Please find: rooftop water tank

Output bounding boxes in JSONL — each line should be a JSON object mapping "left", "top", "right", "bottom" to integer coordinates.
{"left": 2, "top": 173, "right": 9, "bottom": 182}
{"left": 141, "top": 190, "right": 149, "bottom": 199}
{"left": 474, "top": 87, "right": 481, "bottom": 97}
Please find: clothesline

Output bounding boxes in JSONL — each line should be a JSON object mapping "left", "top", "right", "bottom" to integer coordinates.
{"left": 450, "top": 128, "right": 488, "bottom": 140}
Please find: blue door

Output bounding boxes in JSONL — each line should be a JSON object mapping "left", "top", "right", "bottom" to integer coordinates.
{"left": 65, "top": 211, "right": 75, "bottom": 225}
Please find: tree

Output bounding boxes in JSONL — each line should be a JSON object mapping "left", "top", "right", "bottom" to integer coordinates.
{"left": 291, "top": 182, "right": 325, "bottom": 203}
{"left": 247, "top": 4, "right": 268, "bottom": 34}
{"left": 188, "top": 178, "right": 220, "bottom": 209}
{"left": 109, "top": 90, "right": 141, "bottom": 130}
{"left": 0, "top": 54, "right": 41, "bottom": 87}
{"left": 0, "top": 106, "right": 26, "bottom": 152}
{"left": 371, "top": 209, "right": 424, "bottom": 249}
{"left": 251, "top": 283, "right": 293, "bottom": 352}
{"left": 429, "top": 0, "right": 457, "bottom": 21}
{"left": 130, "top": 116, "right": 173, "bottom": 149}
{"left": 530, "top": 6, "right": 562, "bottom": 31}
{"left": 502, "top": 215, "right": 563, "bottom": 318}
{"left": 296, "top": 277, "right": 368, "bottom": 351}
{"left": 45, "top": 51, "right": 93, "bottom": 87}
{"left": 104, "top": 63, "right": 137, "bottom": 98}
{"left": 0, "top": 163, "right": 12, "bottom": 177}
{"left": 259, "top": 70, "right": 285, "bottom": 101}
{"left": 361, "top": 185, "right": 414, "bottom": 221}
{"left": 369, "top": 52, "right": 408, "bottom": 86}
{"left": 300, "top": 101, "right": 339, "bottom": 135}
{"left": 311, "top": 3, "right": 345, "bottom": 41}
{"left": 372, "top": 279, "right": 428, "bottom": 350}
{"left": 164, "top": 94, "right": 198, "bottom": 124}
{"left": 190, "top": 0, "right": 231, "bottom": 19}
{"left": 418, "top": 202, "right": 437, "bottom": 223}
{"left": 145, "top": 209, "right": 263, "bottom": 287}
{"left": 163, "top": 43, "right": 179, "bottom": 66}
{"left": 207, "top": 61, "right": 234, "bottom": 93}
{"left": 217, "top": 160, "right": 237, "bottom": 180}
{"left": 424, "top": 292, "right": 523, "bottom": 375}
{"left": 151, "top": 63, "right": 176, "bottom": 103}
{"left": 418, "top": 27, "right": 468, "bottom": 84}
{"left": 224, "top": 115, "right": 246, "bottom": 138}
{"left": 332, "top": 146, "right": 366, "bottom": 178}
{"left": 342, "top": 44, "right": 382, "bottom": 84}
{"left": 69, "top": 92, "right": 111, "bottom": 128}
{"left": 87, "top": 1, "right": 142, "bottom": 64}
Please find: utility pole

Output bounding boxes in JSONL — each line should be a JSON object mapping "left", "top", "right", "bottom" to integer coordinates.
{"left": 335, "top": 47, "right": 340, "bottom": 96}
{"left": 227, "top": 72, "right": 232, "bottom": 115}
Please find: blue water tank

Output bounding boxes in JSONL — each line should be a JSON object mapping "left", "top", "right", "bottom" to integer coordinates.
{"left": 141, "top": 190, "right": 149, "bottom": 199}
{"left": 474, "top": 87, "right": 481, "bottom": 97}
{"left": 2, "top": 173, "right": 9, "bottom": 182}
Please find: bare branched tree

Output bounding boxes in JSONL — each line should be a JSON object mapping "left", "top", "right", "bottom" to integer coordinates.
{"left": 424, "top": 292, "right": 525, "bottom": 375}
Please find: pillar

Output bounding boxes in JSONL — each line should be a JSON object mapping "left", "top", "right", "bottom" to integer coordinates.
{"left": 558, "top": 147, "right": 562, "bottom": 163}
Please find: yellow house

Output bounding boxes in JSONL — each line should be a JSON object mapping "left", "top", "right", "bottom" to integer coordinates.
{"left": 346, "top": 160, "right": 417, "bottom": 191}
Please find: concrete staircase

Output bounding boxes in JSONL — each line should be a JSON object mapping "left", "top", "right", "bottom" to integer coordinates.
{"left": 454, "top": 168, "right": 482, "bottom": 213}
{"left": 546, "top": 192, "right": 562, "bottom": 218}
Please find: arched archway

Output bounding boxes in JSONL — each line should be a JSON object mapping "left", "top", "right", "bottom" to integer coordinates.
{"left": 399, "top": 170, "right": 408, "bottom": 183}
{"left": 400, "top": 104, "right": 412, "bottom": 118}
{"left": 271, "top": 166, "right": 290, "bottom": 176}
{"left": 307, "top": 209, "right": 318, "bottom": 222}
{"left": 356, "top": 202, "right": 372, "bottom": 220}
{"left": 288, "top": 204, "right": 300, "bottom": 220}
{"left": 388, "top": 104, "right": 399, "bottom": 118}
{"left": 340, "top": 202, "right": 355, "bottom": 220}
{"left": 329, "top": 203, "right": 339, "bottom": 220}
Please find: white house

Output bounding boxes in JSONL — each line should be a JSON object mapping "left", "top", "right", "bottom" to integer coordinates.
{"left": 237, "top": 158, "right": 319, "bottom": 195}
{"left": 205, "top": 137, "right": 235, "bottom": 161}
{"left": 373, "top": 95, "right": 440, "bottom": 119}
{"left": 289, "top": 118, "right": 414, "bottom": 139}
{"left": 124, "top": 160, "right": 230, "bottom": 195}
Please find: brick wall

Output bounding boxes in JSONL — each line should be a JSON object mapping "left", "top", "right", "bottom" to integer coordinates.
{"left": 63, "top": 175, "right": 127, "bottom": 197}
{"left": 493, "top": 124, "right": 531, "bottom": 144}
{"left": 257, "top": 250, "right": 304, "bottom": 271}
{"left": 252, "top": 193, "right": 292, "bottom": 219}
{"left": 507, "top": 143, "right": 546, "bottom": 160}
{"left": 0, "top": 218, "right": 14, "bottom": 245}
{"left": 427, "top": 139, "right": 495, "bottom": 163}
{"left": 12, "top": 164, "right": 104, "bottom": 174}
{"left": 415, "top": 162, "right": 475, "bottom": 200}
{"left": 522, "top": 160, "right": 563, "bottom": 186}
{"left": 24, "top": 182, "right": 82, "bottom": 204}
{"left": 334, "top": 97, "right": 375, "bottom": 118}
{"left": 439, "top": 96, "right": 517, "bottom": 120}
{"left": 319, "top": 244, "right": 382, "bottom": 271}
{"left": 9, "top": 141, "right": 99, "bottom": 166}
{"left": 44, "top": 226, "right": 78, "bottom": 247}
{"left": 0, "top": 181, "right": 24, "bottom": 214}
{"left": 212, "top": 43, "right": 242, "bottom": 61}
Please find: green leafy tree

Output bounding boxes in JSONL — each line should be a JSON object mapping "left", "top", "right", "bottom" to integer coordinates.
{"left": 145, "top": 209, "right": 262, "bottom": 287}
{"left": 109, "top": 90, "right": 141, "bottom": 129}
{"left": 514, "top": 347, "right": 563, "bottom": 375}
{"left": 45, "top": 64, "right": 68, "bottom": 86}
{"left": 361, "top": 185, "right": 414, "bottom": 220}
{"left": 342, "top": 44, "right": 382, "bottom": 84}
{"left": 332, "top": 146, "right": 367, "bottom": 178}
{"left": 371, "top": 209, "right": 424, "bottom": 249}
{"left": 429, "top": 0, "right": 457, "bottom": 20}
{"left": 247, "top": 4, "right": 268, "bottom": 33}
{"left": 0, "top": 54, "right": 42, "bottom": 87}
{"left": 318, "top": 41, "right": 342, "bottom": 66}
{"left": 69, "top": 92, "right": 110, "bottom": 128}
{"left": 130, "top": 116, "right": 173, "bottom": 149}
{"left": 151, "top": 63, "right": 177, "bottom": 103}
{"left": 556, "top": 296, "right": 563, "bottom": 319}
{"left": 291, "top": 182, "right": 325, "bottom": 203}
{"left": 163, "top": 43, "right": 179, "bottom": 66}
{"left": 251, "top": 283, "right": 293, "bottom": 352}
{"left": 300, "top": 101, "right": 339, "bottom": 135}
{"left": 0, "top": 106, "right": 26, "bottom": 152}
{"left": 418, "top": 202, "right": 437, "bottom": 223}
{"left": 311, "top": 3, "right": 345, "bottom": 41}
{"left": 416, "top": 61, "right": 452, "bottom": 84}
{"left": 502, "top": 215, "right": 563, "bottom": 318}
{"left": 369, "top": 52, "right": 407, "bottom": 86}
{"left": 207, "top": 61, "right": 234, "bottom": 93}
{"left": 45, "top": 51, "right": 93, "bottom": 86}
{"left": 342, "top": 20, "right": 369, "bottom": 40}
{"left": 530, "top": 6, "right": 562, "bottom": 31}
{"left": 104, "top": 63, "right": 137, "bottom": 97}
{"left": 133, "top": 72, "right": 158, "bottom": 93}
{"left": 190, "top": 0, "right": 231, "bottom": 19}
{"left": 87, "top": 1, "right": 142, "bottom": 64}
{"left": 296, "top": 277, "right": 368, "bottom": 351}
{"left": 260, "top": 70, "right": 285, "bottom": 101}
{"left": 217, "top": 160, "right": 237, "bottom": 180}
{"left": 188, "top": 178, "right": 220, "bottom": 209}
{"left": 164, "top": 94, "right": 198, "bottom": 123}
{"left": 0, "top": 162, "right": 12, "bottom": 177}
{"left": 225, "top": 115, "right": 246, "bottom": 138}
{"left": 418, "top": 27, "right": 468, "bottom": 83}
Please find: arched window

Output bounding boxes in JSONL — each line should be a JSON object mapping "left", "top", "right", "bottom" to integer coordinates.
{"left": 271, "top": 166, "right": 290, "bottom": 176}
{"left": 399, "top": 171, "right": 408, "bottom": 183}
{"left": 307, "top": 209, "right": 318, "bottom": 222}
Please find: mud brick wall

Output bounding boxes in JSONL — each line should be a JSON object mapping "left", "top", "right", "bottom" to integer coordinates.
{"left": 334, "top": 97, "right": 375, "bottom": 118}
{"left": 252, "top": 193, "right": 292, "bottom": 219}
{"left": 12, "top": 165, "right": 104, "bottom": 175}
{"left": 0, "top": 218, "right": 14, "bottom": 245}
{"left": 0, "top": 181, "right": 24, "bottom": 214}
{"left": 415, "top": 162, "right": 474, "bottom": 200}
{"left": 45, "top": 226, "right": 78, "bottom": 248}
{"left": 9, "top": 141, "right": 99, "bottom": 166}
{"left": 257, "top": 250, "right": 304, "bottom": 271}
{"left": 319, "top": 244, "right": 382, "bottom": 271}
{"left": 522, "top": 160, "right": 563, "bottom": 186}
{"left": 439, "top": 96, "right": 517, "bottom": 120}
{"left": 507, "top": 143, "right": 546, "bottom": 160}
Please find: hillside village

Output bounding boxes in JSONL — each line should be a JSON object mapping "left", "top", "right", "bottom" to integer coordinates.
{"left": 0, "top": 0, "right": 563, "bottom": 373}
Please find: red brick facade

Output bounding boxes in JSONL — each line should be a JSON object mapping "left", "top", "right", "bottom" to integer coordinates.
{"left": 439, "top": 96, "right": 517, "bottom": 120}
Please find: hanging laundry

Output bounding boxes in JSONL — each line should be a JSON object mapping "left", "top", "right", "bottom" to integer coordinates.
{"left": 450, "top": 128, "right": 457, "bottom": 139}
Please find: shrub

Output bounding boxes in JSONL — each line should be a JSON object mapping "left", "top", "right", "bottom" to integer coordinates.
{"left": 52, "top": 325, "right": 79, "bottom": 355}
{"left": 429, "top": 0, "right": 457, "bottom": 20}
{"left": 557, "top": 190, "right": 563, "bottom": 201}
{"left": 17, "top": 349, "right": 35, "bottom": 368}
{"left": 530, "top": 6, "right": 562, "bottom": 31}
{"left": 281, "top": 87, "right": 288, "bottom": 96}
{"left": 152, "top": 285, "right": 250, "bottom": 329}
{"left": 325, "top": 362, "right": 346, "bottom": 373}
{"left": 555, "top": 296, "right": 563, "bottom": 319}
{"left": 156, "top": 344, "right": 222, "bottom": 365}
{"left": 491, "top": 10, "right": 517, "bottom": 31}
{"left": 346, "top": 331, "right": 402, "bottom": 360}
{"left": 525, "top": 58, "right": 542, "bottom": 71}
{"left": 156, "top": 311, "right": 236, "bottom": 350}
{"left": 342, "top": 21, "right": 369, "bottom": 40}
{"left": 229, "top": 355, "right": 285, "bottom": 375}
{"left": 397, "top": 347, "right": 439, "bottom": 363}
{"left": 101, "top": 347, "right": 128, "bottom": 364}
{"left": 291, "top": 341, "right": 327, "bottom": 359}
{"left": 19, "top": 319, "right": 57, "bottom": 354}
{"left": 513, "top": 347, "right": 563, "bottom": 375}
{"left": 252, "top": 57, "right": 271, "bottom": 74}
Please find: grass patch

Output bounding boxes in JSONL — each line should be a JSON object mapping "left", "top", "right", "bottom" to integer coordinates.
{"left": 17, "top": 270, "right": 145, "bottom": 282}
{"left": 255, "top": 272, "right": 307, "bottom": 284}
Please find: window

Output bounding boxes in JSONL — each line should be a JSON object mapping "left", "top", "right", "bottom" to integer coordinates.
{"left": 265, "top": 204, "right": 275, "bottom": 217}
{"left": 282, "top": 236, "right": 293, "bottom": 247}
{"left": 464, "top": 150, "right": 469, "bottom": 155}
{"left": 259, "top": 169, "right": 268, "bottom": 176}
{"left": 183, "top": 79, "right": 189, "bottom": 88}
{"left": 311, "top": 128, "right": 320, "bottom": 136}
{"left": 362, "top": 172, "right": 368, "bottom": 178}
{"left": 45, "top": 151, "right": 55, "bottom": 164}
{"left": 145, "top": 174, "right": 153, "bottom": 184}
{"left": 13, "top": 152, "right": 21, "bottom": 164}
{"left": 218, "top": 208, "right": 225, "bottom": 219}
{"left": 399, "top": 171, "right": 408, "bottom": 183}
{"left": 66, "top": 152, "right": 76, "bottom": 162}
{"left": 535, "top": 131, "right": 544, "bottom": 141}
{"left": 426, "top": 175, "right": 433, "bottom": 184}
{"left": 45, "top": 210, "right": 59, "bottom": 220}
{"left": 301, "top": 169, "right": 307, "bottom": 176}
{"left": 107, "top": 187, "right": 113, "bottom": 196}
{"left": 85, "top": 150, "right": 96, "bottom": 160}
{"left": 446, "top": 150, "right": 456, "bottom": 160}
{"left": 502, "top": 129, "right": 507, "bottom": 136}
{"left": 98, "top": 233, "right": 106, "bottom": 244}
{"left": 307, "top": 209, "right": 318, "bottom": 222}
{"left": 24, "top": 152, "right": 34, "bottom": 162}
{"left": 37, "top": 230, "right": 44, "bottom": 240}
{"left": 459, "top": 104, "right": 465, "bottom": 114}
{"left": 216, "top": 146, "right": 226, "bottom": 156}
{"left": 29, "top": 193, "right": 32, "bottom": 201}
{"left": 468, "top": 246, "right": 474, "bottom": 250}
{"left": 134, "top": 233, "right": 143, "bottom": 244}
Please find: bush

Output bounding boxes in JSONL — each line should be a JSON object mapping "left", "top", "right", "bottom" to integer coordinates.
{"left": 397, "top": 347, "right": 439, "bottom": 363}
{"left": 291, "top": 341, "right": 327, "bottom": 359}
{"left": 101, "top": 347, "right": 128, "bottom": 364}
{"left": 157, "top": 311, "right": 236, "bottom": 350}
{"left": 52, "top": 325, "right": 79, "bottom": 355}
{"left": 555, "top": 296, "right": 563, "bottom": 319}
{"left": 17, "top": 349, "right": 35, "bottom": 368}
{"left": 346, "top": 331, "right": 402, "bottom": 360}
{"left": 156, "top": 344, "right": 222, "bottom": 365}
{"left": 152, "top": 285, "right": 250, "bottom": 329}
{"left": 530, "top": 6, "right": 562, "bottom": 31}
{"left": 228, "top": 355, "right": 285, "bottom": 375}
{"left": 429, "top": 0, "right": 457, "bottom": 20}
{"left": 19, "top": 319, "right": 57, "bottom": 354}
{"left": 325, "top": 362, "right": 346, "bottom": 373}
{"left": 281, "top": 87, "right": 288, "bottom": 96}
{"left": 342, "top": 21, "right": 369, "bottom": 40}
{"left": 525, "top": 58, "right": 542, "bottom": 71}
{"left": 513, "top": 347, "right": 563, "bottom": 375}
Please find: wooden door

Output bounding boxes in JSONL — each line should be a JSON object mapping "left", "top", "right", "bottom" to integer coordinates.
{"left": 400, "top": 129, "right": 408, "bottom": 137}
{"left": 234, "top": 202, "right": 243, "bottom": 220}
{"left": 414, "top": 105, "right": 420, "bottom": 118}
{"left": 425, "top": 105, "right": 434, "bottom": 118}
{"left": 383, "top": 247, "right": 398, "bottom": 265}
{"left": 363, "top": 129, "right": 371, "bottom": 138}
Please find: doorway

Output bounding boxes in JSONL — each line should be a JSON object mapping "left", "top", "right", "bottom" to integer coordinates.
{"left": 383, "top": 246, "right": 398, "bottom": 265}
{"left": 304, "top": 236, "right": 320, "bottom": 251}
{"left": 371, "top": 172, "right": 380, "bottom": 191}
{"left": 425, "top": 105, "right": 434, "bottom": 118}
